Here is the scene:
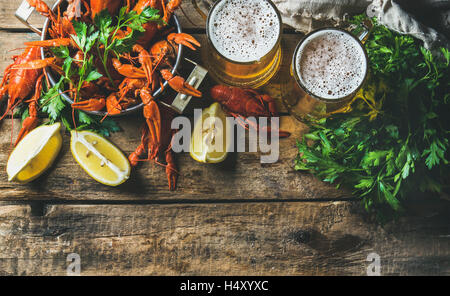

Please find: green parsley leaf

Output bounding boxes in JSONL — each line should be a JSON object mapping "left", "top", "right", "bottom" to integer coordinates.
{"left": 51, "top": 46, "right": 70, "bottom": 59}
{"left": 40, "top": 79, "right": 67, "bottom": 121}
{"left": 85, "top": 70, "right": 103, "bottom": 83}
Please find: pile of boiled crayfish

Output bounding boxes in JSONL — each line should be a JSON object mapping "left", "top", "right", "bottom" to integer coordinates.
{"left": 0, "top": 0, "right": 201, "bottom": 190}
{"left": 0, "top": 0, "right": 289, "bottom": 191}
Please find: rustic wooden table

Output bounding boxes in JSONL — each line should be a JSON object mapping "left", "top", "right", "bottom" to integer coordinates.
{"left": 0, "top": 1, "right": 449, "bottom": 276}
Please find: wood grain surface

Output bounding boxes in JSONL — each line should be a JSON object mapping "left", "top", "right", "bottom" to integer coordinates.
{"left": 0, "top": 200, "right": 448, "bottom": 275}
{"left": 0, "top": 117, "right": 348, "bottom": 201}
{"left": 0, "top": 0, "right": 448, "bottom": 276}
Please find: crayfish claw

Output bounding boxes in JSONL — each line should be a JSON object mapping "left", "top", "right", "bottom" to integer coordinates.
{"left": 160, "top": 70, "right": 202, "bottom": 97}
{"left": 24, "top": 38, "right": 73, "bottom": 48}
{"left": 169, "top": 76, "right": 202, "bottom": 97}
{"left": 106, "top": 93, "right": 122, "bottom": 115}
{"left": 11, "top": 57, "right": 57, "bottom": 71}
{"left": 168, "top": 33, "right": 201, "bottom": 50}
{"left": 72, "top": 98, "right": 106, "bottom": 111}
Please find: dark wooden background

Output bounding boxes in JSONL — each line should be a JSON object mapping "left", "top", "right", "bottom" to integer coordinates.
{"left": 0, "top": 0, "right": 448, "bottom": 275}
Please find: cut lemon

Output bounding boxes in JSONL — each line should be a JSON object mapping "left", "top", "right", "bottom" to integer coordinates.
{"left": 7, "top": 122, "right": 63, "bottom": 183}
{"left": 70, "top": 130, "right": 130, "bottom": 186}
{"left": 190, "top": 102, "right": 231, "bottom": 163}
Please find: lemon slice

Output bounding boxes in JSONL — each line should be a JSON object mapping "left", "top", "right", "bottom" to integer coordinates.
{"left": 70, "top": 130, "right": 130, "bottom": 186}
{"left": 7, "top": 122, "right": 63, "bottom": 183}
{"left": 190, "top": 102, "right": 231, "bottom": 163}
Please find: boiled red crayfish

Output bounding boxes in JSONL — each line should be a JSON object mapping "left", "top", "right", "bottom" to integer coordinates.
{"left": 111, "top": 33, "right": 201, "bottom": 103}
{"left": 128, "top": 101, "right": 178, "bottom": 190}
{"left": 210, "top": 85, "right": 290, "bottom": 138}
{"left": 7, "top": 0, "right": 200, "bottom": 191}
{"left": 90, "top": 0, "right": 122, "bottom": 20}
{"left": 121, "top": 33, "right": 202, "bottom": 191}
{"left": 132, "top": 0, "right": 182, "bottom": 46}
{"left": 106, "top": 0, "right": 200, "bottom": 190}
{"left": 27, "top": 0, "right": 200, "bottom": 115}
{"left": 0, "top": 0, "right": 81, "bottom": 145}
{"left": 0, "top": 46, "right": 55, "bottom": 146}
{"left": 27, "top": 0, "right": 90, "bottom": 38}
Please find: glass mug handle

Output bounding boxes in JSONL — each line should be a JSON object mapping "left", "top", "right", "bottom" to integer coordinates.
{"left": 355, "top": 19, "right": 373, "bottom": 44}
{"left": 192, "top": 0, "right": 219, "bottom": 21}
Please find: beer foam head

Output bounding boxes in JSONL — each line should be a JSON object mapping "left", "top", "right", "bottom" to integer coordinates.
{"left": 295, "top": 29, "right": 367, "bottom": 100}
{"left": 208, "top": 0, "right": 281, "bottom": 63}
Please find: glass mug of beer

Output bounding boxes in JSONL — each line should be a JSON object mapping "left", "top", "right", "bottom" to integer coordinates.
{"left": 203, "top": 0, "right": 283, "bottom": 88}
{"left": 282, "top": 27, "right": 369, "bottom": 121}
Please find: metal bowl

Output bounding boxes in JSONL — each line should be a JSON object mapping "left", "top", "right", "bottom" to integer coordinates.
{"left": 41, "top": 0, "right": 184, "bottom": 117}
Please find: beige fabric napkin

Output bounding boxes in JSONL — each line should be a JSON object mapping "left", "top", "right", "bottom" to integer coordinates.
{"left": 367, "top": 0, "right": 449, "bottom": 49}
{"left": 272, "top": 0, "right": 450, "bottom": 50}
{"left": 272, "top": 0, "right": 370, "bottom": 32}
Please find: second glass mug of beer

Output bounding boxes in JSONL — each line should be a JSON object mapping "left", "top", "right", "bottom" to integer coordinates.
{"left": 201, "top": 0, "right": 283, "bottom": 88}
{"left": 282, "top": 26, "right": 370, "bottom": 121}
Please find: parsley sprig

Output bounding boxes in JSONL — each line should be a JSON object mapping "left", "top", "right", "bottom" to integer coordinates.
{"left": 29, "top": 6, "right": 163, "bottom": 136}
{"left": 70, "top": 21, "right": 103, "bottom": 96}
{"left": 38, "top": 80, "right": 120, "bottom": 137}
{"left": 37, "top": 19, "right": 119, "bottom": 136}
{"left": 51, "top": 22, "right": 103, "bottom": 100}
{"left": 94, "top": 7, "right": 163, "bottom": 86}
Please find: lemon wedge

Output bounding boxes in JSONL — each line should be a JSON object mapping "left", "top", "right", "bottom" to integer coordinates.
{"left": 70, "top": 130, "right": 130, "bottom": 186}
{"left": 190, "top": 102, "right": 231, "bottom": 163}
{"left": 7, "top": 122, "right": 63, "bottom": 183}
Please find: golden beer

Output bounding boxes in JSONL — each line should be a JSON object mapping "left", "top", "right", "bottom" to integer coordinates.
{"left": 204, "top": 0, "right": 282, "bottom": 88}
{"left": 282, "top": 28, "right": 369, "bottom": 121}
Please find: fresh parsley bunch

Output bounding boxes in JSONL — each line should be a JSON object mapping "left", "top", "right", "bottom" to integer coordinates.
{"left": 95, "top": 6, "right": 163, "bottom": 85}
{"left": 39, "top": 79, "right": 120, "bottom": 137}
{"left": 31, "top": 6, "right": 162, "bottom": 136}
{"left": 37, "top": 19, "right": 118, "bottom": 136}
{"left": 295, "top": 15, "right": 449, "bottom": 220}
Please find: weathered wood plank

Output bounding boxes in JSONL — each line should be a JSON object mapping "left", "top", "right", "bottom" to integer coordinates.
{"left": 0, "top": 200, "right": 448, "bottom": 275}
{"left": 0, "top": 116, "right": 347, "bottom": 201}
{"left": 0, "top": 0, "right": 205, "bottom": 30}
